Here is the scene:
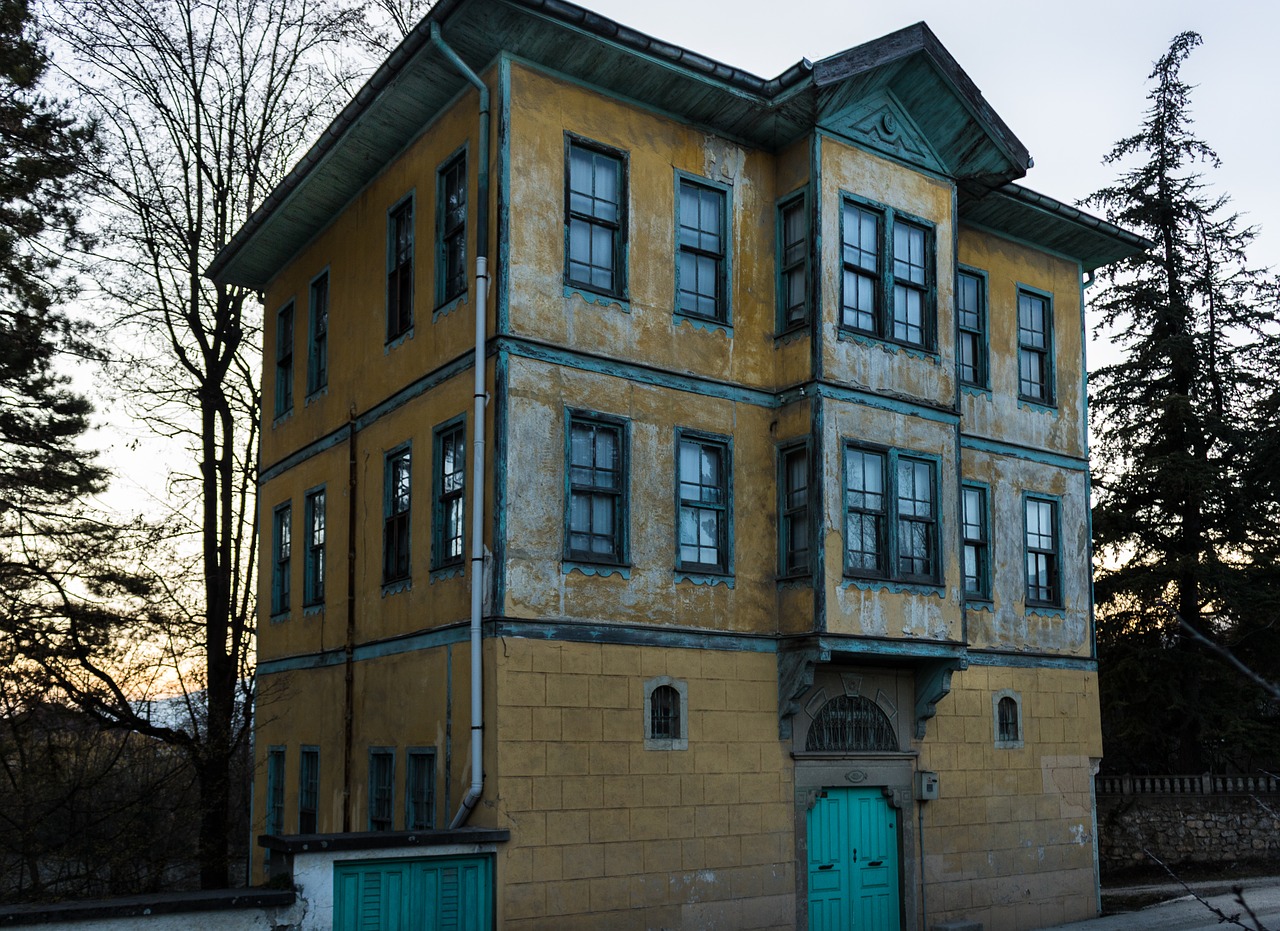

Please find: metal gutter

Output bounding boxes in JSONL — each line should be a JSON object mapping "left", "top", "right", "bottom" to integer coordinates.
{"left": 428, "top": 22, "right": 491, "bottom": 832}
{"left": 996, "top": 183, "right": 1155, "bottom": 256}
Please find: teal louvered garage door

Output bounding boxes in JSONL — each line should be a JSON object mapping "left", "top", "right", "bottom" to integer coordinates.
{"left": 334, "top": 855, "right": 493, "bottom": 931}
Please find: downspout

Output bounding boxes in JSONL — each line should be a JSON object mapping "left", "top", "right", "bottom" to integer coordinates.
{"left": 430, "top": 22, "right": 490, "bottom": 830}
{"left": 343, "top": 410, "right": 358, "bottom": 831}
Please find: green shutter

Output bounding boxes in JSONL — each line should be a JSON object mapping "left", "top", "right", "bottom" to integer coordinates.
{"left": 334, "top": 856, "right": 492, "bottom": 931}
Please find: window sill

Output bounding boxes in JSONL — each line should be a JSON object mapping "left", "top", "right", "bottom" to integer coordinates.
{"left": 643, "top": 737, "right": 688, "bottom": 752}
{"left": 1025, "top": 603, "right": 1065, "bottom": 619}
{"left": 269, "top": 611, "right": 291, "bottom": 624}
{"left": 994, "top": 739, "right": 1025, "bottom": 750}
{"left": 963, "top": 598, "right": 994, "bottom": 613}
{"left": 564, "top": 283, "right": 629, "bottom": 312}
{"left": 433, "top": 293, "right": 467, "bottom": 322}
{"left": 430, "top": 564, "right": 464, "bottom": 583}
{"left": 674, "top": 312, "right": 732, "bottom": 337}
{"left": 674, "top": 571, "right": 734, "bottom": 588}
{"left": 385, "top": 327, "right": 414, "bottom": 354}
{"left": 776, "top": 574, "right": 812, "bottom": 590}
{"left": 774, "top": 322, "right": 810, "bottom": 345}
{"left": 960, "top": 384, "right": 991, "bottom": 398}
{"left": 563, "top": 561, "right": 630, "bottom": 580}
{"left": 841, "top": 575, "right": 945, "bottom": 598}
{"left": 271, "top": 409, "right": 293, "bottom": 428}
{"left": 303, "top": 603, "right": 325, "bottom": 617}
{"left": 304, "top": 385, "right": 328, "bottom": 406}
{"left": 835, "top": 327, "right": 939, "bottom": 362}
{"left": 381, "top": 578, "right": 411, "bottom": 597}
{"left": 1017, "top": 397, "right": 1058, "bottom": 414}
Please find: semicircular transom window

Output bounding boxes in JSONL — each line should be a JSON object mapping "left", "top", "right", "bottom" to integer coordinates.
{"left": 805, "top": 695, "right": 898, "bottom": 752}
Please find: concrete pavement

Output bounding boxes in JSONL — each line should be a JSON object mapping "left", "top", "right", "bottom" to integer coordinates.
{"left": 1043, "top": 875, "right": 1280, "bottom": 930}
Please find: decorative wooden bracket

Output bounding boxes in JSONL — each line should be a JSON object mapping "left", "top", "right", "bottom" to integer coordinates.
{"left": 778, "top": 643, "right": 831, "bottom": 739}
{"left": 914, "top": 656, "right": 968, "bottom": 739}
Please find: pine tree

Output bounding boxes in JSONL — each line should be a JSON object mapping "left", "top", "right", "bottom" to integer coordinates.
{"left": 1088, "top": 32, "right": 1280, "bottom": 774}
{"left": 0, "top": 0, "right": 102, "bottom": 576}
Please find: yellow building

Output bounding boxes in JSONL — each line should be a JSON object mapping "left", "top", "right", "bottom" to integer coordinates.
{"left": 209, "top": 2, "right": 1148, "bottom": 928}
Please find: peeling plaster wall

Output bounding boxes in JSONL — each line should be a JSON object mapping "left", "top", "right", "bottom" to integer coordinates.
{"left": 502, "top": 355, "right": 779, "bottom": 633}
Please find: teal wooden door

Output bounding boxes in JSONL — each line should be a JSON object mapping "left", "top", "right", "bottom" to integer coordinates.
{"left": 807, "top": 788, "right": 900, "bottom": 931}
{"left": 334, "top": 855, "right": 492, "bottom": 931}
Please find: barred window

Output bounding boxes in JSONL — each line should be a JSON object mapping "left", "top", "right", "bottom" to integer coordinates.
{"left": 806, "top": 695, "right": 898, "bottom": 752}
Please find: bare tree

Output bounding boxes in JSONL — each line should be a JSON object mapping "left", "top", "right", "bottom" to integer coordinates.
{"left": 34, "top": 0, "right": 358, "bottom": 887}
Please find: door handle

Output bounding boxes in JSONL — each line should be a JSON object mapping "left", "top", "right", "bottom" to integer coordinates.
{"left": 866, "top": 860, "right": 883, "bottom": 867}
{"left": 817, "top": 863, "right": 834, "bottom": 870}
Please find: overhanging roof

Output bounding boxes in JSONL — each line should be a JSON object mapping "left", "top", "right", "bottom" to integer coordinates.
{"left": 959, "top": 183, "right": 1153, "bottom": 270}
{"left": 207, "top": 0, "right": 1140, "bottom": 289}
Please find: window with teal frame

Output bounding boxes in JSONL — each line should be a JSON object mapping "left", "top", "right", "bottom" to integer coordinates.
{"left": 299, "top": 746, "right": 319, "bottom": 833}
{"left": 271, "top": 502, "right": 291, "bottom": 616}
{"left": 432, "top": 419, "right": 465, "bottom": 570}
{"left": 304, "top": 488, "right": 325, "bottom": 607}
{"left": 368, "top": 748, "right": 395, "bottom": 831}
{"left": 962, "top": 484, "right": 990, "bottom": 600}
{"left": 566, "top": 412, "right": 627, "bottom": 566}
{"left": 676, "top": 430, "right": 732, "bottom": 575}
{"left": 840, "top": 195, "right": 935, "bottom": 349}
{"left": 307, "top": 271, "right": 328, "bottom": 395}
{"left": 1024, "top": 495, "right": 1060, "bottom": 607}
{"left": 777, "top": 192, "right": 808, "bottom": 331}
{"left": 565, "top": 136, "right": 626, "bottom": 298}
{"left": 843, "top": 444, "right": 939, "bottom": 585}
{"left": 676, "top": 175, "right": 729, "bottom": 324}
{"left": 957, "top": 269, "right": 987, "bottom": 388}
{"left": 386, "top": 194, "right": 414, "bottom": 342}
{"left": 274, "top": 301, "right": 293, "bottom": 417}
{"left": 406, "top": 748, "right": 436, "bottom": 831}
{"left": 779, "top": 443, "right": 809, "bottom": 577}
{"left": 266, "top": 746, "right": 285, "bottom": 836}
{"left": 1018, "top": 287, "right": 1054, "bottom": 404}
{"left": 383, "top": 446, "right": 411, "bottom": 586}
{"left": 436, "top": 151, "right": 466, "bottom": 306}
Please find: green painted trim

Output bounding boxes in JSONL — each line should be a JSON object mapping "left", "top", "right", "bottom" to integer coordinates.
{"left": 801, "top": 632, "right": 967, "bottom": 661}
{"left": 674, "top": 572, "right": 735, "bottom": 589}
{"left": 258, "top": 622, "right": 471, "bottom": 675}
{"left": 956, "top": 264, "right": 989, "bottom": 390}
{"left": 433, "top": 143, "right": 468, "bottom": 309}
{"left": 430, "top": 413, "right": 466, "bottom": 572}
{"left": 564, "top": 284, "right": 630, "bottom": 311}
{"left": 834, "top": 327, "right": 942, "bottom": 363}
{"left": 260, "top": 424, "right": 352, "bottom": 485}
{"left": 306, "top": 267, "right": 330, "bottom": 397}
{"left": 497, "top": 55, "right": 512, "bottom": 336}
{"left": 673, "top": 169, "right": 732, "bottom": 329}
{"left": 303, "top": 485, "right": 326, "bottom": 609}
{"left": 675, "top": 314, "right": 732, "bottom": 337}
{"left": 270, "top": 500, "right": 292, "bottom": 619}
{"left": 1015, "top": 281, "right": 1056, "bottom": 407}
{"left": 562, "top": 408, "right": 630, "bottom": 567}
{"left": 385, "top": 189, "right": 416, "bottom": 344}
{"left": 959, "top": 480, "right": 992, "bottom": 604}
{"left": 1079, "top": 267, "right": 1098, "bottom": 661}
{"left": 673, "top": 427, "right": 734, "bottom": 577}
{"left": 431, "top": 292, "right": 468, "bottom": 323}
{"left": 813, "top": 381, "right": 958, "bottom": 424}
{"left": 812, "top": 393, "right": 826, "bottom": 632}
{"left": 965, "top": 650, "right": 1096, "bottom": 672}
{"left": 774, "top": 187, "right": 810, "bottom": 336}
{"left": 820, "top": 88, "right": 948, "bottom": 177}
{"left": 494, "top": 618, "right": 777, "bottom": 654}
{"left": 494, "top": 349, "right": 509, "bottom": 615}
{"left": 776, "top": 437, "right": 812, "bottom": 579}
{"left": 837, "top": 188, "right": 939, "bottom": 352}
{"left": 563, "top": 562, "right": 630, "bottom": 580}
{"left": 809, "top": 132, "right": 823, "bottom": 382}
{"left": 273, "top": 299, "right": 296, "bottom": 420}
{"left": 959, "top": 435, "right": 1087, "bottom": 472}
{"left": 840, "top": 442, "right": 945, "bottom": 587}
{"left": 1022, "top": 490, "right": 1064, "bottom": 613}
{"left": 563, "top": 132, "right": 629, "bottom": 302}
{"left": 501, "top": 337, "right": 778, "bottom": 407}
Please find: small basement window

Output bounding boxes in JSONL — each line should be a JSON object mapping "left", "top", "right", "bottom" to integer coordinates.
{"left": 993, "top": 690, "right": 1024, "bottom": 749}
{"left": 644, "top": 676, "right": 688, "bottom": 751}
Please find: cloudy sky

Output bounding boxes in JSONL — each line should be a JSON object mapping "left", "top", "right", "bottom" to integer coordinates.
{"left": 581, "top": 0, "right": 1280, "bottom": 273}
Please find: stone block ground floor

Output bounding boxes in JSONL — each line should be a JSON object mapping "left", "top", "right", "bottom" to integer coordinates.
{"left": 255, "top": 634, "right": 1106, "bottom": 930}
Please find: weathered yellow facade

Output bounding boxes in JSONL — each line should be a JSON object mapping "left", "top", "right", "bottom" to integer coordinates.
{"left": 215, "top": 3, "right": 1147, "bottom": 929}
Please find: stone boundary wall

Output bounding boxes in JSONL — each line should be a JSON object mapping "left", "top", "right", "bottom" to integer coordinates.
{"left": 1097, "top": 791, "right": 1280, "bottom": 871}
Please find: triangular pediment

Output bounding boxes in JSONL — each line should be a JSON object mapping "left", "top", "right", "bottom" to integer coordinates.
{"left": 823, "top": 91, "right": 947, "bottom": 174}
